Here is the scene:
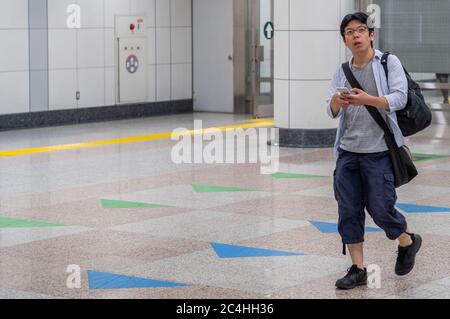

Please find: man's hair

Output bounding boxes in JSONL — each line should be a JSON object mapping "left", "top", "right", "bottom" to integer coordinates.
{"left": 340, "top": 12, "right": 375, "bottom": 47}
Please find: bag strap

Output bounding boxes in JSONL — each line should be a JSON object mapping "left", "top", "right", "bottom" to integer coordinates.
{"left": 381, "top": 52, "right": 390, "bottom": 82}
{"left": 381, "top": 51, "right": 413, "bottom": 87}
{"left": 341, "top": 61, "right": 396, "bottom": 145}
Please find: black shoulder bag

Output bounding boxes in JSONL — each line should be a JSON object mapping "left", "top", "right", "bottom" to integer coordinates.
{"left": 341, "top": 62, "right": 418, "bottom": 188}
{"left": 381, "top": 52, "right": 432, "bottom": 137}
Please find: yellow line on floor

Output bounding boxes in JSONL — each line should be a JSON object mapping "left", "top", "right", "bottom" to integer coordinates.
{"left": 0, "top": 120, "right": 275, "bottom": 157}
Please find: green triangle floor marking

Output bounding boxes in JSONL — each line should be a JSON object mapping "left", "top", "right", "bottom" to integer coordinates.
{"left": 192, "top": 184, "right": 257, "bottom": 193}
{"left": 271, "top": 172, "right": 327, "bottom": 179}
{"left": 0, "top": 216, "right": 65, "bottom": 228}
{"left": 101, "top": 199, "right": 171, "bottom": 209}
{"left": 412, "top": 153, "right": 449, "bottom": 162}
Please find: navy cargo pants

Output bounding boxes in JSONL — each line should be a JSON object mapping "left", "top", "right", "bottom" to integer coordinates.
{"left": 333, "top": 147, "right": 408, "bottom": 246}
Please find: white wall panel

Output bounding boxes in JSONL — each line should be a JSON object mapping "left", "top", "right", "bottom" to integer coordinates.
{"left": 171, "top": 0, "right": 191, "bottom": 27}
{"left": 48, "top": 29, "right": 77, "bottom": 69}
{"left": 78, "top": 68, "right": 105, "bottom": 108}
{"left": 156, "top": 28, "right": 171, "bottom": 64}
{"left": 0, "top": 71, "right": 29, "bottom": 114}
{"left": 49, "top": 69, "right": 77, "bottom": 110}
{"left": 290, "top": 0, "right": 340, "bottom": 31}
{"left": 274, "top": 31, "right": 289, "bottom": 79}
{"left": 274, "top": 0, "right": 289, "bottom": 31}
{"left": 290, "top": 31, "right": 341, "bottom": 80}
{"left": 274, "top": 80, "right": 289, "bottom": 129}
{"left": 172, "top": 63, "right": 191, "bottom": 100}
{"left": 0, "top": 0, "right": 28, "bottom": 29}
{"left": 0, "top": 30, "right": 29, "bottom": 72}
{"left": 290, "top": 80, "right": 337, "bottom": 129}
{"left": 78, "top": 29, "right": 105, "bottom": 68}
{"left": 171, "top": 27, "right": 191, "bottom": 64}
{"left": 157, "top": 64, "right": 171, "bottom": 101}
{"left": 156, "top": 0, "right": 171, "bottom": 27}
{"left": 78, "top": 0, "right": 105, "bottom": 28}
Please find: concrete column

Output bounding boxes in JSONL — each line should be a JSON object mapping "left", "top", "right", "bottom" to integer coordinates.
{"left": 274, "top": 0, "right": 355, "bottom": 147}
{"left": 29, "top": 0, "right": 49, "bottom": 112}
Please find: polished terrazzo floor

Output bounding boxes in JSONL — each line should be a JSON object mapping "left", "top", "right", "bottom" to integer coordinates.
{"left": 0, "top": 113, "right": 449, "bottom": 299}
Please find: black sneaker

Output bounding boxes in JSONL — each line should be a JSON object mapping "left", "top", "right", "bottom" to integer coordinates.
{"left": 335, "top": 265, "right": 367, "bottom": 290}
{"left": 395, "top": 233, "right": 422, "bottom": 276}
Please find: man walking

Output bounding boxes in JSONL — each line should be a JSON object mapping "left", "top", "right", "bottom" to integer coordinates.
{"left": 326, "top": 12, "right": 422, "bottom": 290}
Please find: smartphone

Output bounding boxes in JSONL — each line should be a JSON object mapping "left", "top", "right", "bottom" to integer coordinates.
{"left": 336, "top": 87, "right": 352, "bottom": 95}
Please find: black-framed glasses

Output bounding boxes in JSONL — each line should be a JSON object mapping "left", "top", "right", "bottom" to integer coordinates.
{"left": 344, "top": 26, "right": 368, "bottom": 37}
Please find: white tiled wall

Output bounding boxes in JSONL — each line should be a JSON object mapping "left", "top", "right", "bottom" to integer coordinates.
{"left": 289, "top": 0, "right": 340, "bottom": 31}
{"left": 147, "top": 65, "right": 157, "bottom": 102}
{"left": 42, "top": 0, "right": 192, "bottom": 111}
{"left": 289, "top": 31, "right": 341, "bottom": 80}
{"left": 156, "top": 0, "right": 171, "bottom": 27}
{"left": 105, "top": 67, "right": 116, "bottom": 105}
{"left": 273, "top": 0, "right": 289, "bottom": 31}
{"left": 172, "top": 63, "right": 192, "bottom": 100}
{"left": 0, "top": 0, "right": 28, "bottom": 29}
{"left": 0, "top": 0, "right": 191, "bottom": 115}
{"left": 274, "top": 31, "right": 289, "bottom": 80}
{"left": 0, "top": 30, "right": 29, "bottom": 72}
{"left": 171, "top": 0, "right": 192, "bottom": 27}
{"left": 48, "top": 29, "right": 77, "bottom": 70}
{"left": 274, "top": 0, "right": 354, "bottom": 130}
{"left": 274, "top": 80, "right": 289, "bottom": 128}
{"left": 78, "top": 0, "right": 105, "bottom": 28}
{"left": 290, "top": 80, "right": 334, "bottom": 129}
{"left": 147, "top": 28, "right": 157, "bottom": 65}
{"left": 157, "top": 64, "right": 171, "bottom": 101}
{"left": 0, "top": 0, "right": 29, "bottom": 115}
{"left": 156, "top": 28, "right": 171, "bottom": 65}
{"left": 77, "top": 29, "right": 105, "bottom": 69}
{"left": 0, "top": 72, "right": 29, "bottom": 115}
{"left": 172, "top": 28, "right": 192, "bottom": 64}
{"left": 78, "top": 68, "right": 106, "bottom": 108}
{"left": 49, "top": 70, "right": 78, "bottom": 110}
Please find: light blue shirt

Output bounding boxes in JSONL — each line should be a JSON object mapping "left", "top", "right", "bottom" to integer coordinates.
{"left": 326, "top": 49, "right": 408, "bottom": 158}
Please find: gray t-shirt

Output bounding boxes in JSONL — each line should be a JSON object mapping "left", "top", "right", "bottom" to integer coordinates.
{"left": 340, "top": 59, "right": 388, "bottom": 153}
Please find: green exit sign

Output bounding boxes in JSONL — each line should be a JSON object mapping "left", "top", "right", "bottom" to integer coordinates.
{"left": 264, "top": 21, "right": 274, "bottom": 40}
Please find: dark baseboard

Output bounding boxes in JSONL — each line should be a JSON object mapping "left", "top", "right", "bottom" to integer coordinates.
{"left": 278, "top": 128, "right": 337, "bottom": 148}
{"left": 0, "top": 99, "right": 193, "bottom": 132}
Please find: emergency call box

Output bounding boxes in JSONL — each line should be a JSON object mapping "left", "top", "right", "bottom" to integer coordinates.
{"left": 115, "top": 16, "right": 147, "bottom": 104}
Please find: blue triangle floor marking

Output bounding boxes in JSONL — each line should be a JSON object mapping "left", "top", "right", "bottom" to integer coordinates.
{"left": 87, "top": 271, "right": 191, "bottom": 290}
{"left": 309, "top": 221, "right": 382, "bottom": 233}
{"left": 396, "top": 203, "right": 450, "bottom": 214}
{"left": 211, "top": 242, "right": 304, "bottom": 259}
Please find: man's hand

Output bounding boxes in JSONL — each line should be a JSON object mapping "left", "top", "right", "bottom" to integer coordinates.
{"left": 345, "top": 88, "right": 372, "bottom": 106}
{"left": 345, "top": 88, "right": 390, "bottom": 110}
{"left": 330, "top": 92, "right": 350, "bottom": 117}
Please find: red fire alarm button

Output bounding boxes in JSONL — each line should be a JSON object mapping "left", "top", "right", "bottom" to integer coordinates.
{"left": 130, "top": 24, "right": 135, "bottom": 31}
